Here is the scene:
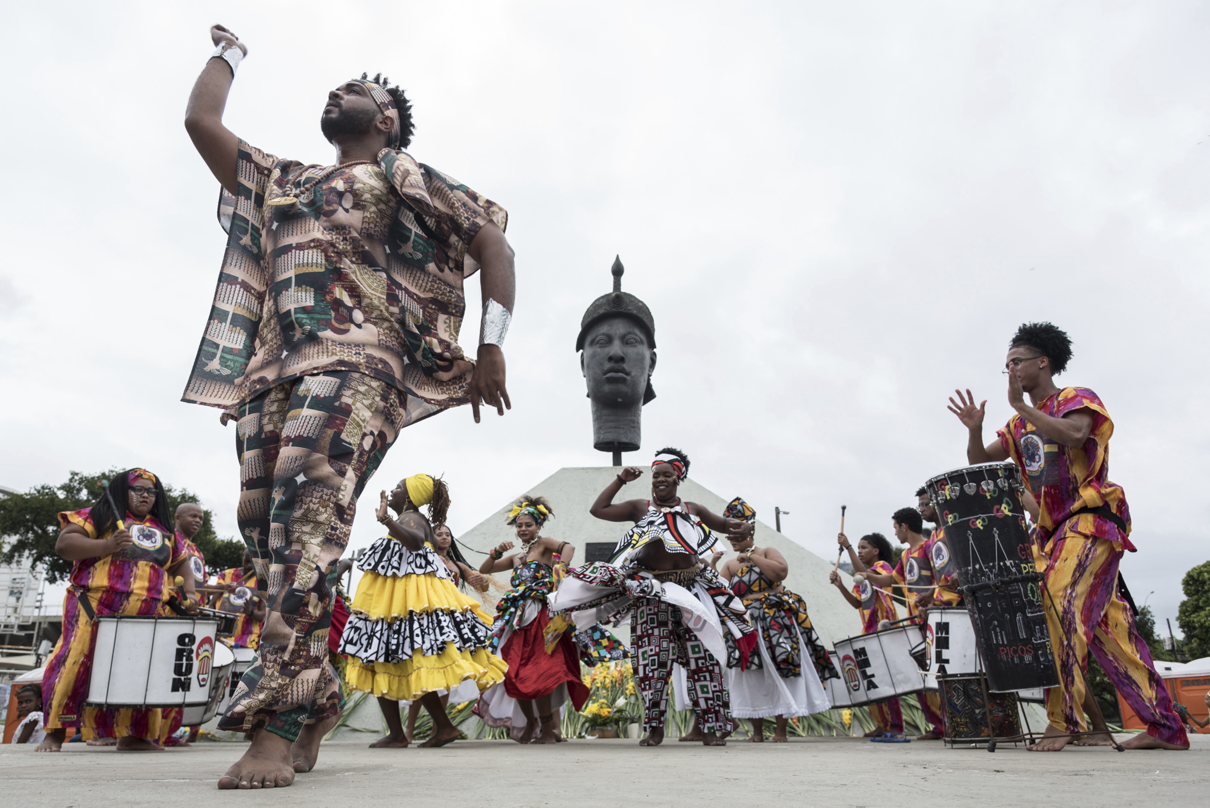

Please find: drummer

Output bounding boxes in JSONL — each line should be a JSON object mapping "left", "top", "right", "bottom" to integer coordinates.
{"left": 828, "top": 532, "right": 905, "bottom": 741}
{"left": 915, "top": 487, "right": 962, "bottom": 608}
{"left": 214, "top": 550, "right": 267, "bottom": 651}
{"left": 37, "top": 468, "right": 198, "bottom": 752}
{"left": 949, "top": 321, "right": 1187, "bottom": 752}
{"left": 174, "top": 502, "right": 208, "bottom": 742}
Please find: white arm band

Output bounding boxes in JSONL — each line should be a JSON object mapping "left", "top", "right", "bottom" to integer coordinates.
{"left": 210, "top": 43, "right": 244, "bottom": 75}
{"left": 480, "top": 298, "right": 511, "bottom": 347}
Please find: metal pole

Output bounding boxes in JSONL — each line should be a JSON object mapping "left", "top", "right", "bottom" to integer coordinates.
{"left": 775, "top": 506, "right": 789, "bottom": 533}
{"left": 1167, "top": 618, "right": 1181, "bottom": 661}
{"left": 612, "top": 450, "right": 622, "bottom": 468}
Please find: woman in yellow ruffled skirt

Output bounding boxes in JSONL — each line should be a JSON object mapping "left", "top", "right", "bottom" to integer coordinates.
{"left": 339, "top": 473, "right": 506, "bottom": 747}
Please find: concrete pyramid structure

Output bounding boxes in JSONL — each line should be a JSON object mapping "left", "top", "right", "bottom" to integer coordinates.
{"left": 456, "top": 466, "right": 860, "bottom": 648}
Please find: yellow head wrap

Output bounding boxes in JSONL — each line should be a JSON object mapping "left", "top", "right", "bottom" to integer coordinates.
{"left": 404, "top": 474, "right": 435, "bottom": 507}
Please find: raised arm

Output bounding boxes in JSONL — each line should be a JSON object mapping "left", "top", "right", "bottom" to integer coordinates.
{"left": 687, "top": 502, "right": 754, "bottom": 540}
{"left": 829, "top": 569, "right": 861, "bottom": 609}
{"left": 55, "top": 523, "right": 128, "bottom": 562}
{"left": 838, "top": 532, "right": 866, "bottom": 573}
{"left": 549, "top": 537, "right": 575, "bottom": 565}
{"left": 184, "top": 25, "right": 247, "bottom": 196}
{"left": 480, "top": 541, "right": 517, "bottom": 574}
{"left": 589, "top": 467, "right": 649, "bottom": 522}
{"left": 948, "top": 389, "right": 1009, "bottom": 464}
{"left": 374, "top": 492, "right": 430, "bottom": 552}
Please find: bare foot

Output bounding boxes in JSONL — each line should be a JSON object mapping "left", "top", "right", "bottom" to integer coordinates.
{"left": 863, "top": 729, "right": 881, "bottom": 738}
{"left": 702, "top": 731, "right": 726, "bottom": 746}
{"left": 1073, "top": 730, "right": 1116, "bottom": 747}
{"left": 748, "top": 730, "right": 765, "bottom": 742}
{"left": 772, "top": 732, "right": 789, "bottom": 743}
{"left": 678, "top": 729, "right": 703, "bottom": 742}
{"left": 218, "top": 730, "right": 296, "bottom": 789}
{"left": 86, "top": 737, "right": 117, "bottom": 746}
{"left": 1120, "top": 732, "right": 1189, "bottom": 750}
{"left": 35, "top": 730, "right": 64, "bottom": 752}
{"left": 1026, "top": 724, "right": 1073, "bottom": 752}
{"left": 419, "top": 726, "right": 460, "bottom": 748}
{"left": 531, "top": 715, "right": 559, "bottom": 744}
{"left": 916, "top": 729, "right": 944, "bottom": 741}
{"left": 116, "top": 736, "right": 162, "bottom": 751}
{"left": 639, "top": 727, "right": 664, "bottom": 746}
{"left": 517, "top": 723, "right": 536, "bottom": 745}
{"left": 368, "top": 733, "right": 409, "bottom": 749}
{"left": 292, "top": 713, "right": 340, "bottom": 771}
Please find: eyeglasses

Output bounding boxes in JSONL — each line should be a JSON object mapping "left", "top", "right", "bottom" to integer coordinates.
{"left": 129, "top": 486, "right": 156, "bottom": 499}
{"left": 1002, "top": 355, "right": 1043, "bottom": 374}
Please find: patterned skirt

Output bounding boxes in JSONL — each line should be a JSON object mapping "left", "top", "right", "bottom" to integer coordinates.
{"left": 338, "top": 539, "right": 506, "bottom": 702}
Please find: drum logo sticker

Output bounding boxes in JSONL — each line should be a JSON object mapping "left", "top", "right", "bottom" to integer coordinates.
{"left": 195, "top": 635, "right": 214, "bottom": 688}
{"left": 854, "top": 647, "right": 879, "bottom": 692}
{"left": 190, "top": 556, "right": 205, "bottom": 581}
{"left": 230, "top": 586, "right": 252, "bottom": 606}
{"left": 174, "top": 633, "right": 196, "bottom": 692}
{"left": 930, "top": 539, "right": 951, "bottom": 573}
{"left": 905, "top": 558, "right": 919, "bottom": 584}
{"left": 130, "top": 525, "right": 164, "bottom": 551}
{"left": 841, "top": 654, "right": 861, "bottom": 692}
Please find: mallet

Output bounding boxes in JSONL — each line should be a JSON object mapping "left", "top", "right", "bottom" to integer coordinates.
{"left": 833, "top": 505, "right": 847, "bottom": 573}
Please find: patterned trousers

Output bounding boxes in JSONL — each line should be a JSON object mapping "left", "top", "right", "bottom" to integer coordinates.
{"left": 1042, "top": 528, "right": 1187, "bottom": 746}
{"left": 633, "top": 597, "right": 733, "bottom": 734}
{"left": 869, "top": 698, "right": 904, "bottom": 734}
{"left": 916, "top": 691, "right": 945, "bottom": 733}
{"left": 218, "top": 371, "right": 405, "bottom": 742}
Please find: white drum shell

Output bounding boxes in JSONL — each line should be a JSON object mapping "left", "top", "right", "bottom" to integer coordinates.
{"left": 834, "top": 626, "right": 924, "bottom": 705}
{"left": 924, "top": 608, "right": 982, "bottom": 688}
{"left": 824, "top": 653, "right": 852, "bottom": 708}
{"left": 86, "top": 616, "right": 221, "bottom": 708}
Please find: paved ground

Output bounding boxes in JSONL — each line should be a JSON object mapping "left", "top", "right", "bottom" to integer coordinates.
{"left": 3, "top": 734, "right": 1206, "bottom": 807}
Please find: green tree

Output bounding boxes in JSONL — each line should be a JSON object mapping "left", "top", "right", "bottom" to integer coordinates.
{"left": 0, "top": 469, "right": 245, "bottom": 583}
{"left": 1177, "top": 561, "right": 1210, "bottom": 660}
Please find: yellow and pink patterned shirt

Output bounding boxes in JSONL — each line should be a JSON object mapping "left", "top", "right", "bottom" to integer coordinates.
{"left": 853, "top": 560, "right": 899, "bottom": 634}
{"left": 58, "top": 509, "right": 188, "bottom": 602}
{"left": 214, "top": 567, "right": 261, "bottom": 649}
{"left": 997, "top": 386, "right": 1134, "bottom": 551}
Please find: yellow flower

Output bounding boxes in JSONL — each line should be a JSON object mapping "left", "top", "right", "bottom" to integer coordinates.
{"left": 842, "top": 709, "right": 852, "bottom": 729}
{"left": 625, "top": 682, "right": 635, "bottom": 696}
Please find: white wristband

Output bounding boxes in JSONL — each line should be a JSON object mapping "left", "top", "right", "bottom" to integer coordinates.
{"left": 211, "top": 43, "right": 244, "bottom": 75}
{"left": 480, "top": 298, "right": 511, "bottom": 347}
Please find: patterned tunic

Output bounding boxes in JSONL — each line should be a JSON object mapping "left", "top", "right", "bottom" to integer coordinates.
{"left": 724, "top": 564, "right": 835, "bottom": 682}
{"left": 182, "top": 140, "right": 507, "bottom": 428}
{"left": 853, "top": 560, "right": 898, "bottom": 635}
{"left": 178, "top": 535, "right": 206, "bottom": 588}
{"left": 213, "top": 568, "right": 261, "bottom": 649}
{"left": 997, "top": 386, "right": 1133, "bottom": 550}
{"left": 892, "top": 541, "right": 935, "bottom": 621}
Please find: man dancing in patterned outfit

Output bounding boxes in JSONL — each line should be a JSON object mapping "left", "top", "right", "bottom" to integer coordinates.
{"left": 949, "top": 322, "right": 1187, "bottom": 752}
{"left": 183, "top": 25, "right": 516, "bottom": 788}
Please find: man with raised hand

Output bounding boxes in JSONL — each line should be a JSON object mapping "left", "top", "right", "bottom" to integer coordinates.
{"left": 183, "top": 25, "right": 516, "bottom": 788}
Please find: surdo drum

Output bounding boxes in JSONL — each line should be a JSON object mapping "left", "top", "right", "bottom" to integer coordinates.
{"left": 924, "top": 462, "right": 1058, "bottom": 693}
{"left": 86, "top": 615, "right": 221, "bottom": 710}
{"left": 922, "top": 607, "right": 1044, "bottom": 702}
{"left": 180, "top": 642, "right": 234, "bottom": 726}
{"left": 832, "top": 625, "right": 924, "bottom": 706}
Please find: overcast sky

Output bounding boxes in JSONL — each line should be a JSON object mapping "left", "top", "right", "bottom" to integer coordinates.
{"left": 3, "top": 2, "right": 1208, "bottom": 635}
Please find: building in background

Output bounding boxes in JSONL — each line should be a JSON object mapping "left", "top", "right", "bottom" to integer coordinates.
{"left": 0, "top": 484, "right": 61, "bottom": 681}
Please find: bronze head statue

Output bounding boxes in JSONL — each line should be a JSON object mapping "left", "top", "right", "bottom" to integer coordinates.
{"left": 576, "top": 257, "right": 657, "bottom": 454}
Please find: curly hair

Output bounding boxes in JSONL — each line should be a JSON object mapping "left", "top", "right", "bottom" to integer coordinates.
{"left": 915, "top": 486, "right": 927, "bottom": 498}
{"left": 361, "top": 72, "right": 415, "bottom": 149}
{"left": 892, "top": 507, "right": 923, "bottom": 534}
{"left": 1010, "top": 321, "right": 1073, "bottom": 375}
{"left": 860, "top": 532, "right": 894, "bottom": 564}
{"left": 653, "top": 446, "right": 690, "bottom": 476}
{"left": 506, "top": 494, "right": 555, "bottom": 527}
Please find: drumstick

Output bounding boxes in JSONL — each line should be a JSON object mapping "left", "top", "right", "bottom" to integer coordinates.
{"left": 833, "top": 505, "right": 847, "bottom": 573}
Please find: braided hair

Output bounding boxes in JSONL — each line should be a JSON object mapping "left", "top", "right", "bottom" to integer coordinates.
{"left": 427, "top": 477, "right": 451, "bottom": 528}
{"left": 434, "top": 523, "right": 472, "bottom": 591}
{"left": 89, "top": 469, "right": 174, "bottom": 539}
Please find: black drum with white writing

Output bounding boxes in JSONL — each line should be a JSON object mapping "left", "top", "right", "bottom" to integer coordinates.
{"left": 924, "top": 463, "right": 1058, "bottom": 693}
{"left": 86, "top": 615, "right": 221, "bottom": 709}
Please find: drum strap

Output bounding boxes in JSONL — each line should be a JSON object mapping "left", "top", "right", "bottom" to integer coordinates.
{"left": 72, "top": 587, "right": 96, "bottom": 621}
{"left": 1069, "top": 504, "right": 1128, "bottom": 536}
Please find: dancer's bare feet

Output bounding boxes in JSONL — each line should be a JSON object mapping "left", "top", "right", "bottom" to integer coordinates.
{"left": 86, "top": 736, "right": 117, "bottom": 746}
{"left": 863, "top": 729, "right": 881, "bottom": 737}
{"left": 368, "top": 733, "right": 409, "bottom": 748}
{"left": 116, "top": 736, "right": 162, "bottom": 751}
{"left": 218, "top": 729, "right": 296, "bottom": 789}
{"left": 292, "top": 713, "right": 340, "bottom": 771}
{"left": 702, "top": 730, "right": 726, "bottom": 746}
{"left": 531, "top": 714, "right": 559, "bottom": 744}
{"left": 748, "top": 729, "right": 765, "bottom": 742}
{"left": 35, "top": 730, "right": 64, "bottom": 752}
{"left": 916, "top": 729, "right": 944, "bottom": 741}
{"left": 1026, "top": 724, "right": 1073, "bottom": 752}
{"left": 679, "top": 716, "right": 702, "bottom": 742}
{"left": 1072, "top": 729, "right": 1116, "bottom": 747}
{"left": 516, "top": 723, "right": 536, "bottom": 744}
{"left": 1120, "top": 732, "right": 1189, "bottom": 750}
{"left": 419, "top": 726, "right": 460, "bottom": 747}
{"left": 639, "top": 727, "right": 664, "bottom": 746}
{"left": 772, "top": 730, "right": 789, "bottom": 743}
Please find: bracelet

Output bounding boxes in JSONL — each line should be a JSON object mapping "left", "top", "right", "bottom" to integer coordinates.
{"left": 616, "top": 474, "right": 626, "bottom": 484}
{"left": 377, "top": 514, "right": 393, "bottom": 526}
{"left": 480, "top": 298, "right": 511, "bottom": 347}
{"left": 489, "top": 548, "right": 502, "bottom": 560}
{"left": 210, "top": 43, "right": 244, "bottom": 75}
